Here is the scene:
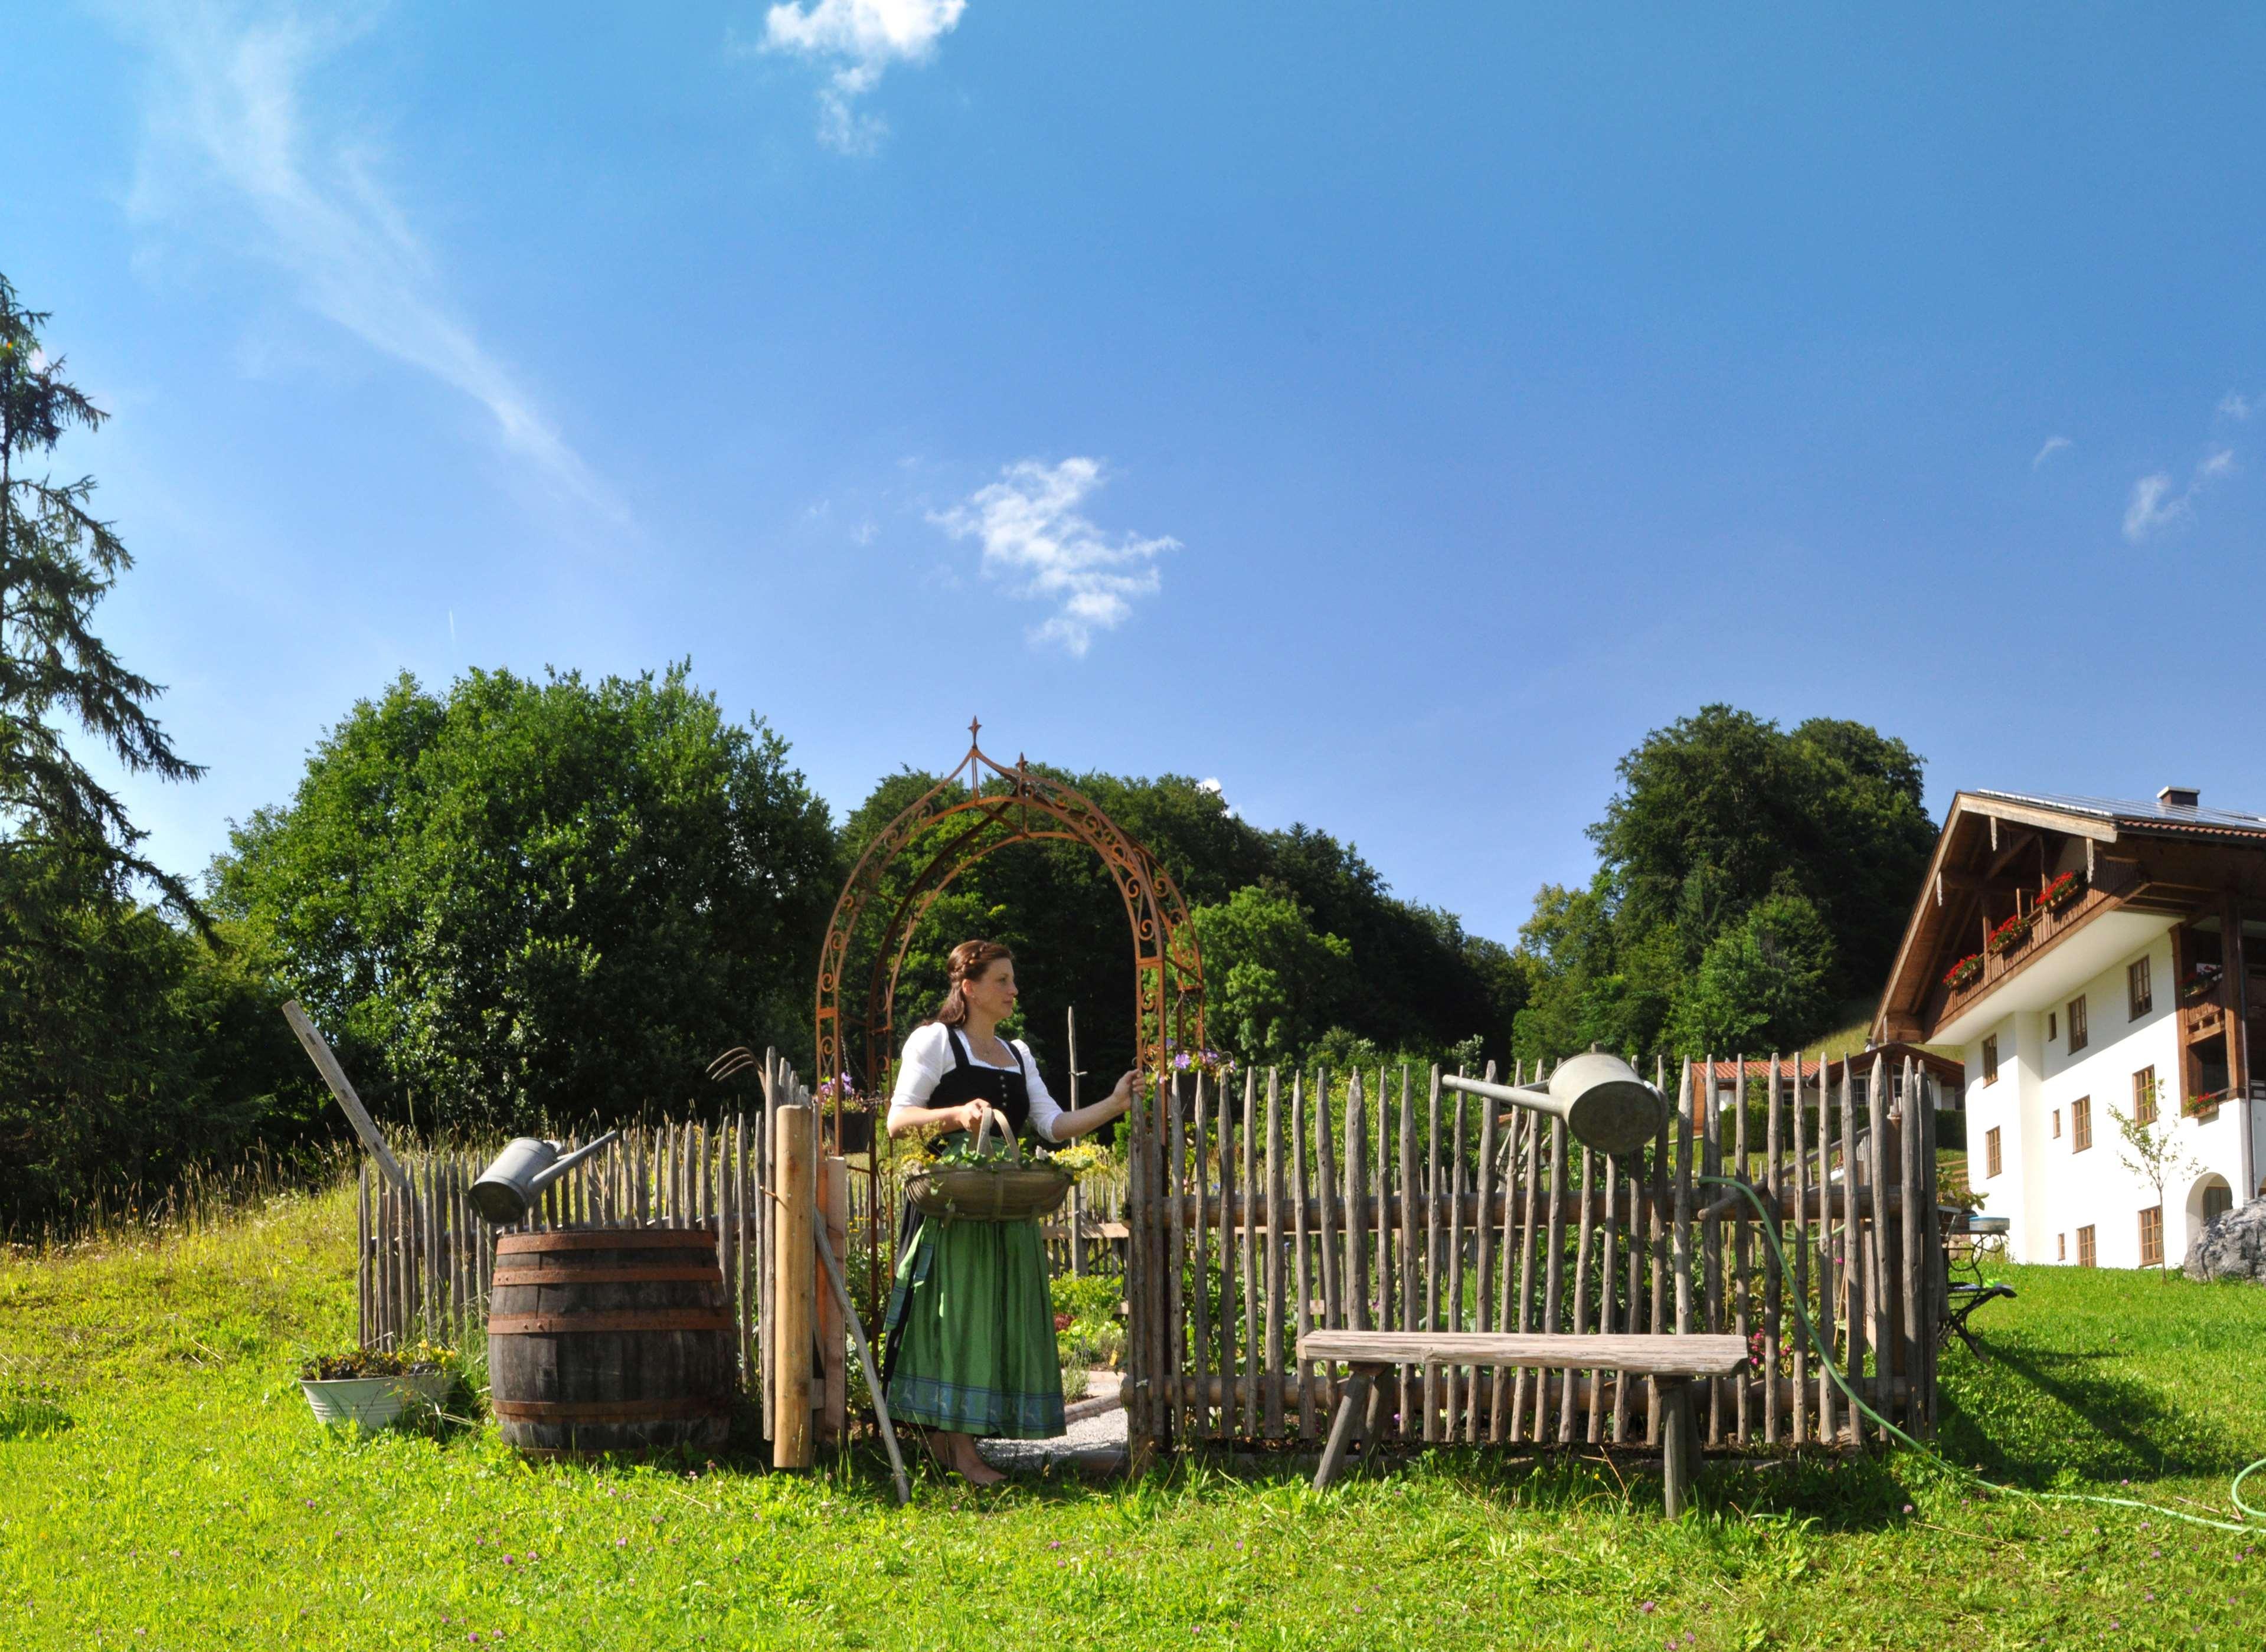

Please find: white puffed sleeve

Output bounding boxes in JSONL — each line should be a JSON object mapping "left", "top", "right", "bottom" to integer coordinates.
{"left": 887, "top": 1024, "right": 953, "bottom": 1127}
{"left": 1017, "top": 1041, "right": 1067, "bottom": 1143}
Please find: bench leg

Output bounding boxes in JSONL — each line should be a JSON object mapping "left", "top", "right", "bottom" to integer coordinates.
{"left": 1660, "top": 1379, "right": 1698, "bottom": 1518}
{"left": 1313, "top": 1365, "right": 1382, "bottom": 1491}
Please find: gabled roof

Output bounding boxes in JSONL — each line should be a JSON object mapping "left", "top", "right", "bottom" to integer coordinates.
{"left": 1872, "top": 787, "right": 2266, "bottom": 1045}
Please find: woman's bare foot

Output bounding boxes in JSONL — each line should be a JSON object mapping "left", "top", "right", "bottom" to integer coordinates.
{"left": 930, "top": 1429, "right": 1006, "bottom": 1486}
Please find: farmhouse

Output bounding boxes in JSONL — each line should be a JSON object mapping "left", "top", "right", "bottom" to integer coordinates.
{"left": 1873, "top": 786, "right": 2266, "bottom": 1268}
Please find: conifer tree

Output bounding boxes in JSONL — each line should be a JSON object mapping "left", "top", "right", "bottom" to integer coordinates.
{"left": 0, "top": 273, "right": 202, "bottom": 914}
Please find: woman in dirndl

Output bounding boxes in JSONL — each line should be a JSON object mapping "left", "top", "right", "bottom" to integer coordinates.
{"left": 882, "top": 938, "right": 1134, "bottom": 1484}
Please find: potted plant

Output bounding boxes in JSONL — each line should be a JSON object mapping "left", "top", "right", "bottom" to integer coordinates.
{"left": 1943, "top": 953, "right": 1984, "bottom": 991}
{"left": 2182, "top": 963, "right": 2224, "bottom": 1003}
{"left": 819, "top": 1075, "right": 874, "bottom": 1156}
{"left": 2038, "top": 870, "right": 2084, "bottom": 914}
{"left": 298, "top": 1341, "right": 460, "bottom": 1434}
{"left": 1986, "top": 912, "right": 2032, "bottom": 956}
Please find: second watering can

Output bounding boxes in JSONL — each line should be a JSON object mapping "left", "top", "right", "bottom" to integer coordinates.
{"left": 468, "top": 1131, "right": 622, "bottom": 1225}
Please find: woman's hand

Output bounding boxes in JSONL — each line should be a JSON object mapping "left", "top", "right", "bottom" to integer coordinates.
{"left": 957, "top": 1098, "right": 1000, "bottom": 1134}
{"left": 1104, "top": 1071, "right": 1140, "bottom": 1117}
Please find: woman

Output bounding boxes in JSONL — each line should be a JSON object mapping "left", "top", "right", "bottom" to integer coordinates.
{"left": 882, "top": 939, "right": 1134, "bottom": 1485}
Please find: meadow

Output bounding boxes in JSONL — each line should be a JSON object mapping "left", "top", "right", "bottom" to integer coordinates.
{"left": 2, "top": 1182, "right": 2263, "bottom": 1651}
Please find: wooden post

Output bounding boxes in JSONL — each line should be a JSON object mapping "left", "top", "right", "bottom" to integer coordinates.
{"left": 1312, "top": 1365, "right": 1381, "bottom": 1491}
{"left": 1403, "top": 1068, "right": 1424, "bottom": 1440}
{"left": 1473, "top": 1062, "right": 1499, "bottom": 1444}
{"left": 1264, "top": 1068, "right": 1286, "bottom": 1439}
{"left": 1660, "top": 1379, "right": 1698, "bottom": 1518}
{"left": 1191, "top": 1071, "right": 1213, "bottom": 1440}
{"left": 282, "top": 1000, "right": 411, "bottom": 1194}
{"left": 820, "top": 1155, "right": 849, "bottom": 1444}
{"left": 1241, "top": 1067, "right": 1260, "bottom": 1440}
{"left": 1292, "top": 1073, "right": 1315, "bottom": 1438}
{"left": 772, "top": 1104, "right": 816, "bottom": 1470}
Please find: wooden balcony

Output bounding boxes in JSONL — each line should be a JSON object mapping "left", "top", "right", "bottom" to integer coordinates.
{"left": 1932, "top": 881, "right": 2115, "bottom": 1026}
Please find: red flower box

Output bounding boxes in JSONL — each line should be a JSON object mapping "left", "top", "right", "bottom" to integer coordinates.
{"left": 1986, "top": 912, "right": 2033, "bottom": 956}
{"left": 1943, "top": 953, "right": 1984, "bottom": 990}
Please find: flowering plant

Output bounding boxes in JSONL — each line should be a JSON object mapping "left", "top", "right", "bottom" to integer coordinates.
{"left": 1165, "top": 1039, "right": 1238, "bottom": 1078}
{"left": 1039, "top": 1142, "right": 1107, "bottom": 1181}
{"left": 299, "top": 1338, "right": 461, "bottom": 1381}
{"left": 2181, "top": 964, "right": 2223, "bottom": 1002}
{"left": 1986, "top": 912, "right": 2033, "bottom": 955}
{"left": 816, "top": 1074, "right": 869, "bottom": 1112}
{"left": 1943, "top": 953, "right": 1984, "bottom": 990}
{"left": 2037, "top": 871, "right": 2084, "bottom": 912}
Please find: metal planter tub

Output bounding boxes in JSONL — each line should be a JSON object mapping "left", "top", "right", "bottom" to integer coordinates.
{"left": 299, "top": 1370, "right": 453, "bottom": 1433}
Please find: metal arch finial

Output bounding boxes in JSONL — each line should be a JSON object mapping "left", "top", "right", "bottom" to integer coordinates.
{"left": 969, "top": 715, "right": 981, "bottom": 747}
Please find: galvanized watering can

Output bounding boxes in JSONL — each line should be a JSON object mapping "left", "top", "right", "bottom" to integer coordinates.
{"left": 468, "top": 1131, "right": 622, "bottom": 1225}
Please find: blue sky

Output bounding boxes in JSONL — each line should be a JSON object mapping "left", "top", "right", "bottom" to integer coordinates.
{"left": 9, "top": 2, "right": 2266, "bottom": 946}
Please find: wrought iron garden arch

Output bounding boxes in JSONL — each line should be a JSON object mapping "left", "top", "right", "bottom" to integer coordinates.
{"left": 813, "top": 722, "right": 1204, "bottom": 1310}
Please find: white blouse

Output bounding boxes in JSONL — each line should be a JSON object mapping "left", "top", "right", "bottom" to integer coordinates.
{"left": 888, "top": 1022, "right": 1067, "bottom": 1143}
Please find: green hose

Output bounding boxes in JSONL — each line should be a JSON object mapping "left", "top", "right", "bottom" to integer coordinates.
{"left": 1696, "top": 1173, "right": 2266, "bottom": 1534}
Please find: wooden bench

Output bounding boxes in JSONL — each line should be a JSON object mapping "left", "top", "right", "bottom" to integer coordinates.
{"left": 1296, "top": 1331, "right": 1750, "bottom": 1514}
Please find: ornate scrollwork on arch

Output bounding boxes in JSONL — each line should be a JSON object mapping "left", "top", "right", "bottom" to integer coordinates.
{"left": 812, "top": 726, "right": 1205, "bottom": 1316}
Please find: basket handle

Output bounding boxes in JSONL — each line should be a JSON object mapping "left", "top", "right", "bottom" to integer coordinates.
{"left": 973, "top": 1106, "right": 1022, "bottom": 1165}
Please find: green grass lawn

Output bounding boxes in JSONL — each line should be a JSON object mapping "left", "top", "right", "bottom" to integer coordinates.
{"left": 3, "top": 1186, "right": 2264, "bottom": 1651}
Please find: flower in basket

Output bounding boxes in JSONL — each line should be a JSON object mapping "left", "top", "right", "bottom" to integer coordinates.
{"left": 1986, "top": 912, "right": 2033, "bottom": 955}
{"left": 1943, "top": 953, "right": 1984, "bottom": 990}
{"left": 1039, "top": 1142, "right": 1107, "bottom": 1181}
{"left": 2038, "top": 870, "right": 2084, "bottom": 912}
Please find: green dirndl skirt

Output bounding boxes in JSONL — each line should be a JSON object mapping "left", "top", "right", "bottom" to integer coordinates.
{"left": 884, "top": 1211, "right": 1064, "bottom": 1438}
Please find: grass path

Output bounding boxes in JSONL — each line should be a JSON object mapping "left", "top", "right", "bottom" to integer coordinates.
{"left": 3, "top": 1186, "right": 2264, "bottom": 1650}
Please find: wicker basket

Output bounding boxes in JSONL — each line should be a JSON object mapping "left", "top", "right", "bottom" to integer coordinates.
{"left": 904, "top": 1114, "right": 1073, "bottom": 1224}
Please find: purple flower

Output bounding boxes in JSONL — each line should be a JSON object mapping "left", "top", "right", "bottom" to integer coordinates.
{"left": 1902, "top": 1504, "right": 1913, "bottom": 1514}
{"left": 1048, "top": 1540, "right": 1062, "bottom": 1549}
{"left": 1639, "top": 1602, "right": 1657, "bottom": 1615}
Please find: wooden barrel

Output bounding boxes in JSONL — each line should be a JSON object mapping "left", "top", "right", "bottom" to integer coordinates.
{"left": 487, "top": 1228, "right": 734, "bottom": 1455}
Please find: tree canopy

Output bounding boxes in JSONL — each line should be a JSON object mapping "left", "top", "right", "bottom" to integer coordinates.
{"left": 1515, "top": 705, "right": 1933, "bottom": 1062}
{"left": 210, "top": 665, "right": 839, "bottom": 1131}
{"left": 835, "top": 766, "right": 1524, "bottom": 1089}
{"left": 0, "top": 274, "right": 202, "bottom": 914}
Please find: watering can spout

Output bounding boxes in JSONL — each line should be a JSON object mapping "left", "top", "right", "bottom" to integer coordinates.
{"left": 468, "top": 1129, "right": 623, "bottom": 1225}
{"left": 529, "top": 1130, "right": 619, "bottom": 1195}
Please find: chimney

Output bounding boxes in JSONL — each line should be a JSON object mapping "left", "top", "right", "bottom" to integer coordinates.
{"left": 2159, "top": 786, "right": 2200, "bottom": 810}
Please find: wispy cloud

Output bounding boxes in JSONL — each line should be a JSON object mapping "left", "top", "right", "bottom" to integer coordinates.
{"left": 751, "top": 0, "right": 965, "bottom": 155}
{"left": 930, "top": 458, "right": 1174, "bottom": 655}
{"left": 2032, "top": 435, "right": 2072, "bottom": 469}
{"left": 2124, "top": 447, "right": 2236, "bottom": 542}
{"left": 2219, "top": 390, "right": 2254, "bottom": 421}
{"left": 107, "top": 1, "right": 612, "bottom": 512}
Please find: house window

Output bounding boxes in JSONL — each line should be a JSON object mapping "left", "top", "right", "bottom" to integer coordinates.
{"left": 1981, "top": 1036, "right": 1999, "bottom": 1084}
{"left": 2129, "top": 957, "right": 2153, "bottom": 1018}
{"left": 2051, "top": 1108, "right": 2061, "bottom": 1139}
{"left": 2133, "top": 1066, "right": 2157, "bottom": 1126}
{"left": 1984, "top": 1126, "right": 2002, "bottom": 1178}
{"left": 2068, "top": 995, "right": 2088, "bottom": 1053}
{"left": 2058, "top": 1233, "right": 2066, "bottom": 1261}
{"left": 2204, "top": 1182, "right": 2235, "bottom": 1222}
{"left": 2077, "top": 1224, "right": 2097, "bottom": 1267}
{"left": 2139, "top": 1206, "right": 2164, "bottom": 1268}
{"left": 2048, "top": 1011, "right": 2058, "bottom": 1042}
{"left": 2072, "top": 1095, "right": 2092, "bottom": 1152}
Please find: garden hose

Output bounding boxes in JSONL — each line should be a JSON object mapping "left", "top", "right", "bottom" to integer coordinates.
{"left": 1695, "top": 1173, "right": 2266, "bottom": 1534}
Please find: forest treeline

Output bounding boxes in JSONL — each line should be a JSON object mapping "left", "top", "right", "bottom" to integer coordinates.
{"left": 0, "top": 274, "right": 1940, "bottom": 1232}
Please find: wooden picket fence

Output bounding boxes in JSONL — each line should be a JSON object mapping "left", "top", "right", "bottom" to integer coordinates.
{"left": 1119, "top": 1053, "right": 1943, "bottom": 1455}
{"left": 359, "top": 1049, "right": 1942, "bottom": 1457}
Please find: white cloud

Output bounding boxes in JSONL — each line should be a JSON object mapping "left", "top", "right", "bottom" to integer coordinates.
{"left": 2219, "top": 390, "right": 2253, "bottom": 421}
{"left": 2123, "top": 447, "right": 2236, "bottom": 542}
{"left": 755, "top": 0, "right": 965, "bottom": 155}
{"left": 930, "top": 458, "right": 1174, "bottom": 655}
{"left": 2032, "top": 435, "right": 2072, "bottom": 469}
{"left": 106, "top": 1, "right": 612, "bottom": 512}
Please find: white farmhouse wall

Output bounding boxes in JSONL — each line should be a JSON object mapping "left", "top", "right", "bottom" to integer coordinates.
{"left": 1964, "top": 932, "right": 2251, "bottom": 1267}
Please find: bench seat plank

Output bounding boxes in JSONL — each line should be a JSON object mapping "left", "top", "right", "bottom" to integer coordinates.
{"left": 1298, "top": 1331, "right": 1747, "bottom": 1378}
